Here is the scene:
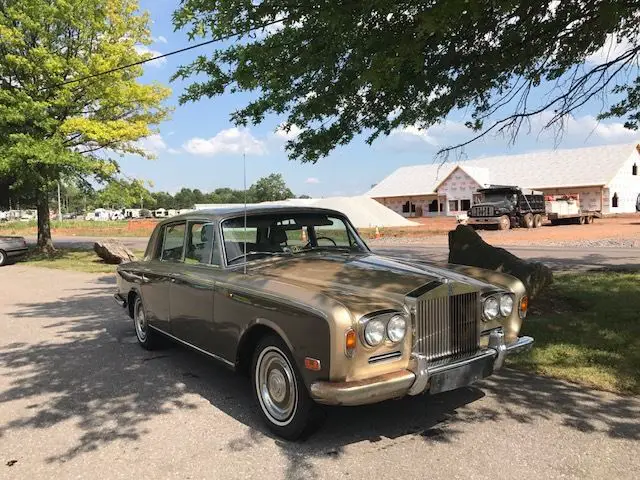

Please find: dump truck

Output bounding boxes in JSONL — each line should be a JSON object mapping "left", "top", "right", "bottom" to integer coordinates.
{"left": 467, "top": 186, "right": 600, "bottom": 230}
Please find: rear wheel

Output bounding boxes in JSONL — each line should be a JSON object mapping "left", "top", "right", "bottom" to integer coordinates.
{"left": 533, "top": 214, "right": 543, "bottom": 228}
{"left": 498, "top": 215, "right": 511, "bottom": 230}
{"left": 586, "top": 215, "right": 594, "bottom": 224}
{"left": 578, "top": 216, "right": 586, "bottom": 225}
{"left": 522, "top": 213, "right": 534, "bottom": 228}
{"left": 0, "top": 250, "right": 6, "bottom": 267}
{"left": 251, "top": 335, "right": 321, "bottom": 440}
{"left": 133, "top": 296, "right": 163, "bottom": 350}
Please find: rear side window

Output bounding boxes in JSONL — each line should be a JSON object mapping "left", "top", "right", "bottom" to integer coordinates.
{"left": 185, "top": 222, "right": 219, "bottom": 265}
{"left": 160, "top": 222, "right": 186, "bottom": 262}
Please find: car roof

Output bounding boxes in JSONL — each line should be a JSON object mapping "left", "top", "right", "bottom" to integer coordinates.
{"left": 158, "top": 205, "right": 347, "bottom": 224}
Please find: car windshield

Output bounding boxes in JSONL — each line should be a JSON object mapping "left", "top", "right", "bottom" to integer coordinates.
{"left": 221, "top": 213, "right": 367, "bottom": 265}
{"left": 481, "top": 192, "right": 516, "bottom": 205}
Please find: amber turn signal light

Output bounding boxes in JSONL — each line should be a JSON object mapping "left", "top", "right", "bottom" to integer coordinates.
{"left": 304, "top": 357, "right": 321, "bottom": 371}
{"left": 519, "top": 296, "right": 529, "bottom": 319}
{"left": 345, "top": 329, "right": 357, "bottom": 357}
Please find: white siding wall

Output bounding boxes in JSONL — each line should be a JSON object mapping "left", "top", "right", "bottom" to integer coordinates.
{"left": 436, "top": 168, "right": 482, "bottom": 215}
{"left": 606, "top": 150, "right": 640, "bottom": 213}
{"left": 374, "top": 195, "right": 438, "bottom": 217}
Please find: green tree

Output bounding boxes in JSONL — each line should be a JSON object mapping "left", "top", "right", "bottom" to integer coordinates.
{"left": 0, "top": 0, "right": 170, "bottom": 249}
{"left": 152, "top": 191, "right": 176, "bottom": 209}
{"left": 173, "top": 1, "right": 639, "bottom": 162}
{"left": 249, "top": 173, "right": 294, "bottom": 202}
{"left": 96, "top": 178, "right": 153, "bottom": 209}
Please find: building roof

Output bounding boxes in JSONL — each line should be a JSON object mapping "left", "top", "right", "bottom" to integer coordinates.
{"left": 367, "top": 142, "right": 640, "bottom": 198}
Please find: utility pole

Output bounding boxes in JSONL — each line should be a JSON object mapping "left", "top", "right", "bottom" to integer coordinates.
{"left": 57, "top": 180, "right": 63, "bottom": 221}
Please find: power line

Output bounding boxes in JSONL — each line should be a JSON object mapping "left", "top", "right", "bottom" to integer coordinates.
{"left": 48, "top": 17, "right": 287, "bottom": 90}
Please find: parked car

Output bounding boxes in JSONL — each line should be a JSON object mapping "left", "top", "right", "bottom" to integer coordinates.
{"left": 114, "top": 206, "right": 533, "bottom": 439}
{"left": 0, "top": 236, "right": 28, "bottom": 266}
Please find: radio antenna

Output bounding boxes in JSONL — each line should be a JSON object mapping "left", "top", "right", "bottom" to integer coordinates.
{"left": 243, "top": 151, "right": 247, "bottom": 275}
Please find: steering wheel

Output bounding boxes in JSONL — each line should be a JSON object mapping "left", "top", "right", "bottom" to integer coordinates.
{"left": 304, "top": 236, "right": 338, "bottom": 248}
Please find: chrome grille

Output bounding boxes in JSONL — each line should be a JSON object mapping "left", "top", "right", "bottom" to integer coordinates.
{"left": 414, "top": 292, "right": 480, "bottom": 362}
{"left": 471, "top": 205, "right": 494, "bottom": 217}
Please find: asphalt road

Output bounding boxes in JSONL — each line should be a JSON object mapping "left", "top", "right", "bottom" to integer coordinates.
{"left": 1, "top": 266, "right": 639, "bottom": 479}
{"left": 27, "top": 235, "right": 640, "bottom": 271}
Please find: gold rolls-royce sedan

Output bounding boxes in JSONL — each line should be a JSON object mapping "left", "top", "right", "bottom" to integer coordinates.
{"left": 114, "top": 206, "right": 533, "bottom": 439}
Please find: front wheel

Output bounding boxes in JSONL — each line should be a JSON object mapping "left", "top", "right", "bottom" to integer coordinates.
{"left": 498, "top": 215, "right": 511, "bottom": 230}
{"left": 252, "top": 335, "right": 321, "bottom": 440}
{"left": 0, "top": 250, "right": 7, "bottom": 267}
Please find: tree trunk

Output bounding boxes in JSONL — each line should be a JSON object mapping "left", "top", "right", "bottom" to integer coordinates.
{"left": 36, "top": 188, "right": 55, "bottom": 252}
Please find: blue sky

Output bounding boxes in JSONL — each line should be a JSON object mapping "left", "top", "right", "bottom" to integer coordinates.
{"left": 124, "top": 0, "right": 639, "bottom": 197}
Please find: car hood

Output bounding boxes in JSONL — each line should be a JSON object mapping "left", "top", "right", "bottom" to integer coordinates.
{"left": 249, "top": 252, "right": 494, "bottom": 315}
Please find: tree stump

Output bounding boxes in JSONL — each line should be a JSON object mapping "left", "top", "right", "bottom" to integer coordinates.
{"left": 93, "top": 239, "right": 137, "bottom": 264}
{"left": 448, "top": 225, "right": 552, "bottom": 300}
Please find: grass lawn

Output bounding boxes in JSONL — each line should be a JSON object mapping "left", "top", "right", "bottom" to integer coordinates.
{"left": 508, "top": 271, "right": 640, "bottom": 395}
{"left": 21, "top": 247, "right": 145, "bottom": 274}
{"left": 0, "top": 219, "right": 156, "bottom": 237}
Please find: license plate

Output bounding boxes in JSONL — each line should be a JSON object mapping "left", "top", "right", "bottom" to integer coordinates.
{"left": 429, "top": 356, "right": 494, "bottom": 394}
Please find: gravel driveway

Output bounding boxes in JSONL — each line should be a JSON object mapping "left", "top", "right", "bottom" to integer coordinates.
{"left": 1, "top": 266, "right": 639, "bottom": 479}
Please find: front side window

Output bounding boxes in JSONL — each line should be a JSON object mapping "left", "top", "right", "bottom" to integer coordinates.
{"left": 221, "top": 213, "right": 366, "bottom": 265}
{"left": 160, "top": 222, "right": 186, "bottom": 262}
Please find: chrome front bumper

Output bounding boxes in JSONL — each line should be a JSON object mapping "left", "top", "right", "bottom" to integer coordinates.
{"left": 467, "top": 217, "right": 501, "bottom": 225}
{"left": 113, "top": 293, "right": 127, "bottom": 308}
{"left": 310, "top": 330, "right": 533, "bottom": 406}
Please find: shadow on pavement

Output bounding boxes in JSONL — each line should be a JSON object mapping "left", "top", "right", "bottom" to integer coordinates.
{"left": 1, "top": 279, "right": 638, "bottom": 478}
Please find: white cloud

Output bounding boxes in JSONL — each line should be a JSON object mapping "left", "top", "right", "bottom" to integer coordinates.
{"left": 167, "top": 148, "right": 181, "bottom": 154}
{"left": 391, "top": 121, "right": 469, "bottom": 146}
{"left": 136, "top": 134, "right": 167, "bottom": 155}
{"left": 305, "top": 177, "right": 320, "bottom": 184}
{"left": 155, "top": 35, "right": 168, "bottom": 44}
{"left": 542, "top": 114, "right": 637, "bottom": 142}
{"left": 183, "top": 128, "right": 267, "bottom": 156}
{"left": 134, "top": 45, "right": 166, "bottom": 67}
{"left": 586, "top": 33, "right": 638, "bottom": 65}
{"left": 387, "top": 113, "right": 636, "bottom": 151}
{"left": 275, "top": 124, "right": 303, "bottom": 141}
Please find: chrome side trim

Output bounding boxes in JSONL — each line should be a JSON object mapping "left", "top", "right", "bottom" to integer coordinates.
{"left": 368, "top": 351, "right": 402, "bottom": 364}
{"left": 148, "top": 325, "right": 236, "bottom": 368}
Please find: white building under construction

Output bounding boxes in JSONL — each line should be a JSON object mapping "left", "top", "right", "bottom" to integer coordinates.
{"left": 367, "top": 142, "right": 640, "bottom": 216}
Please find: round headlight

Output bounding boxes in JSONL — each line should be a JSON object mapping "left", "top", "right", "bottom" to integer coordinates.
{"left": 364, "top": 319, "right": 385, "bottom": 346}
{"left": 483, "top": 296, "right": 500, "bottom": 320}
{"left": 500, "top": 294, "right": 514, "bottom": 317}
{"left": 387, "top": 315, "right": 407, "bottom": 343}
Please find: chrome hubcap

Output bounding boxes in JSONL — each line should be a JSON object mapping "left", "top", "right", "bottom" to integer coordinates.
{"left": 135, "top": 301, "right": 147, "bottom": 342}
{"left": 256, "top": 348, "right": 297, "bottom": 425}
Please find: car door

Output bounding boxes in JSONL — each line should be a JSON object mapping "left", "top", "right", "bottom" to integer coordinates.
{"left": 169, "top": 221, "right": 219, "bottom": 352}
{"left": 141, "top": 221, "right": 187, "bottom": 333}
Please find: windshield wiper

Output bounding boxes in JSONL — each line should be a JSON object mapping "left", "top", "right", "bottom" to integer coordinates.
{"left": 297, "top": 246, "right": 353, "bottom": 253}
{"left": 227, "top": 251, "right": 290, "bottom": 264}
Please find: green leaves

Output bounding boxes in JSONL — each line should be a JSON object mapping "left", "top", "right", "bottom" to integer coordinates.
{"left": 0, "top": 0, "right": 171, "bottom": 181}
{"left": 173, "top": 0, "right": 639, "bottom": 162}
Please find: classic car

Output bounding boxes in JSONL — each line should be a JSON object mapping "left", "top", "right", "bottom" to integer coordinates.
{"left": 0, "top": 235, "right": 28, "bottom": 266}
{"left": 114, "top": 206, "right": 533, "bottom": 439}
